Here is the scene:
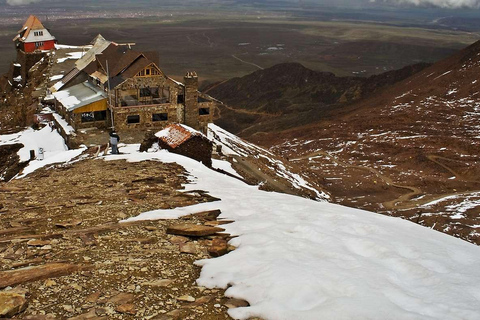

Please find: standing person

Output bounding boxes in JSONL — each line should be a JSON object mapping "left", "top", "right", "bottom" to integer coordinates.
{"left": 109, "top": 130, "right": 120, "bottom": 154}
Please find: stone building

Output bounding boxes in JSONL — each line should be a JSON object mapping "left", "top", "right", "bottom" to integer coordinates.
{"left": 155, "top": 124, "right": 213, "bottom": 167}
{"left": 51, "top": 36, "right": 215, "bottom": 133}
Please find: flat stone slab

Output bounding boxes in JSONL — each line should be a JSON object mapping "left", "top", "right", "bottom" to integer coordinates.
{"left": 208, "top": 238, "right": 228, "bottom": 257}
{"left": 166, "top": 224, "right": 224, "bottom": 237}
{"left": 0, "top": 291, "right": 28, "bottom": 317}
{"left": 0, "top": 263, "right": 81, "bottom": 288}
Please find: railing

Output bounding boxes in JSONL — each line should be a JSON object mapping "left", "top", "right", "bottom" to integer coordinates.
{"left": 120, "top": 96, "right": 170, "bottom": 107}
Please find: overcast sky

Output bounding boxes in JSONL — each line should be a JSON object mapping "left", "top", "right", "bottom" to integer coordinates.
{"left": 4, "top": 0, "right": 480, "bottom": 9}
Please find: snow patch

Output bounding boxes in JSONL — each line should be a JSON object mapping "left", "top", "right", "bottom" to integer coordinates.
{"left": 109, "top": 146, "right": 480, "bottom": 320}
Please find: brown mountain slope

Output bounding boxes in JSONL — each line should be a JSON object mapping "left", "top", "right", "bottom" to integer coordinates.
{"left": 265, "top": 39, "right": 480, "bottom": 245}
{"left": 206, "top": 62, "right": 429, "bottom": 137}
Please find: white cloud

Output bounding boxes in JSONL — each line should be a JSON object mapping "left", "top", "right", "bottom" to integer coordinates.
{"left": 7, "top": 0, "right": 41, "bottom": 5}
{"left": 372, "top": 0, "right": 480, "bottom": 8}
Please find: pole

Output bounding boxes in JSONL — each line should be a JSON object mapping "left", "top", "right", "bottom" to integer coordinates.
{"left": 106, "top": 60, "right": 114, "bottom": 130}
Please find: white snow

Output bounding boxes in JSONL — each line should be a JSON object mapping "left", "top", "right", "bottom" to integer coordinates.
{"left": 55, "top": 44, "right": 90, "bottom": 49}
{"left": 433, "top": 70, "right": 452, "bottom": 80}
{"left": 110, "top": 145, "right": 480, "bottom": 320}
{"left": 50, "top": 74, "right": 64, "bottom": 81}
{"left": 0, "top": 127, "right": 85, "bottom": 178}
{"left": 208, "top": 124, "right": 328, "bottom": 200}
{"left": 13, "top": 75, "right": 22, "bottom": 82}
{"left": 52, "top": 113, "right": 75, "bottom": 135}
{"left": 212, "top": 159, "right": 242, "bottom": 179}
{"left": 56, "top": 52, "right": 84, "bottom": 63}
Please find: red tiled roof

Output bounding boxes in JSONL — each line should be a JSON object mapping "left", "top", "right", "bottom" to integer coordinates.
{"left": 155, "top": 124, "right": 203, "bottom": 149}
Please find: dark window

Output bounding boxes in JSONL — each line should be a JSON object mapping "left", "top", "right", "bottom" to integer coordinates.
{"left": 127, "top": 115, "right": 140, "bottom": 124}
{"left": 177, "top": 94, "right": 184, "bottom": 104}
{"left": 199, "top": 108, "right": 210, "bottom": 115}
{"left": 81, "top": 112, "right": 95, "bottom": 123}
{"left": 146, "top": 68, "right": 150, "bottom": 75}
{"left": 151, "top": 87, "right": 159, "bottom": 98}
{"left": 140, "top": 87, "right": 151, "bottom": 97}
{"left": 152, "top": 113, "right": 168, "bottom": 122}
{"left": 81, "top": 111, "right": 107, "bottom": 123}
{"left": 94, "top": 111, "right": 107, "bottom": 121}
{"left": 35, "top": 42, "right": 44, "bottom": 48}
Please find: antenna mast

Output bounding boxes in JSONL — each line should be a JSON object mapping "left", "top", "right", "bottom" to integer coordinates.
{"left": 106, "top": 60, "right": 114, "bottom": 130}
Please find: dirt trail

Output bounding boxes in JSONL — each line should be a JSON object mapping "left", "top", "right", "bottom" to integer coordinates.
{"left": 231, "top": 55, "right": 264, "bottom": 70}
{"left": 426, "top": 154, "right": 480, "bottom": 182}
{"left": 295, "top": 151, "right": 421, "bottom": 209}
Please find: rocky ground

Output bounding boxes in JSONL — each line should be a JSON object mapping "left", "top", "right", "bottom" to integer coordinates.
{"left": 0, "top": 147, "right": 253, "bottom": 319}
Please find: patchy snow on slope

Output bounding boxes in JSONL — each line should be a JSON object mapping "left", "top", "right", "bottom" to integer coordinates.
{"left": 57, "top": 52, "right": 84, "bottom": 63}
{"left": 208, "top": 124, "right": 328, "bottom": 200}
{"left": 0, "top": 126, "right": 85, "bottom": 178}
{"left": 212, "top": 159, "right": 243, "bottom": 179}
{"left": 51, "top": 113, "right": 75, "bottom": 135}
{"left": 207, "top": 123, "right": 269, "bottom": 157}
{"left": 112, "top": 145, "right": 480, "bottom": 320}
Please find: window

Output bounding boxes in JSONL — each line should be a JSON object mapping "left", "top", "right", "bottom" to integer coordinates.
{"left": 152, "top": 113, "right": 168, "bottom": 122}
{"left": 81, "top": 112, "right": 95, "bottom": 123}
{"left": 35, "top": 42, "right": 44, "bottom": 48}
{"left": 127, "top": 115, "right": 140, "bottom": 124}
{"left": 151, "top": 87, "right": 159, "bottom": 98}
{"left": 140, "top": 87, "right": 151, "bottom": 97}
{"left": 199, "top": 108, "right": 210, "bottom": 115}
{"left": 177, "top": 94, "right": 184, "bottom": 104}
{"left": 94, "top": 111, "right": 107, "bottom": 121}
{"left": 81, "top": 111, "right": 107, "bottom": 123}
{"left": 146, "top": 69, "right": 150, "bottom": 76}
{"left": 34, "top": 31, "right": 44, "bottom": 37}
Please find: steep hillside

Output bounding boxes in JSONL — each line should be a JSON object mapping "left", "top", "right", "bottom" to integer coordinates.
{"left": 267, "top": 39, "right": 480, "bottom": 245}
{"left": 1, "top": 126, "right": 480, "bottom": 320}
{"left": 206, "top": 62, "right": 429, "bottom": 136}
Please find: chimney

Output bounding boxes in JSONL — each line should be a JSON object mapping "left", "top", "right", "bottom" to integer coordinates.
{"left": 183, "top": 71, "right": 199, "bottom": 130}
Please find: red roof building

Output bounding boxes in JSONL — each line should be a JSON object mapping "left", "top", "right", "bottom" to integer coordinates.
{"left": 13, "top": 15, "right": 56, "bottom": 53}
{"left": 155, "top": 124, "right": 213, "bottom": 167}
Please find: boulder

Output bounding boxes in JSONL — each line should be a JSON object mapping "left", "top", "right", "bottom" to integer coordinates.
{"left": 208, "top": 238, "right": 228, "bottom": 257}
{"left": 0, "top": 291, "right": 27, "bottom": 317}
{"left": 0, "top": 263, "right": 81, "bottom": 288}
{"left": 166, "top": 224, "right": 224, "bottom": 237}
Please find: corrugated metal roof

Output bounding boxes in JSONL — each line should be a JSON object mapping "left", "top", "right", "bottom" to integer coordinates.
{"left": 53, "top": 81, "right": 107, "bottom": 112}
{"left": 75, "top": 35, "right": 111, "bottom": 70}
{"left": 155, "top": 124, "right": 204, "bottom": 149}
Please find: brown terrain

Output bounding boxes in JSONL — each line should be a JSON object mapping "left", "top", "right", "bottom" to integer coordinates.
{"left": 0, "top": 146, "right": 256, "bottom": 319}
{"left": 209, "top": 40, "right": 480, "bottom": 245}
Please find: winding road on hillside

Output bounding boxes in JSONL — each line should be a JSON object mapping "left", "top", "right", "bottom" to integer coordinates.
{"left": 231, "top": 55, "right": 264, "bottom": 70}
{"left": 294, "top": 150, "right": 480, "bottom": 210}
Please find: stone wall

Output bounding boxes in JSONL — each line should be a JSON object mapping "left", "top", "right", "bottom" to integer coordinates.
{"left": 112, "top": 103, "right": 183, "bottom": 131}
{"left": 16, "top": 50, "right": 46, "bottom": 87}
{"left": 110, "top": 72, "right": 215, "bottom": 132}
{"left": 158, "top": 135, "right": 213, "bottom": 167}
{"left": 184, "top": 73, "right": 199, "bottom": 130}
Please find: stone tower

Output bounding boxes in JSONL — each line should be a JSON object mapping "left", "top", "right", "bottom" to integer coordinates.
{"left": 184, "top": 71, "right": 199, "bottom": 130}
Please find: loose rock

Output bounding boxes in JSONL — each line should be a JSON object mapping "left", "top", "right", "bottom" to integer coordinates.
{"left": 0, "top": 291, "right": 28, "bottom": 317}
{"left": 166, "top": 224, "right": 224, "bottom": 237}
